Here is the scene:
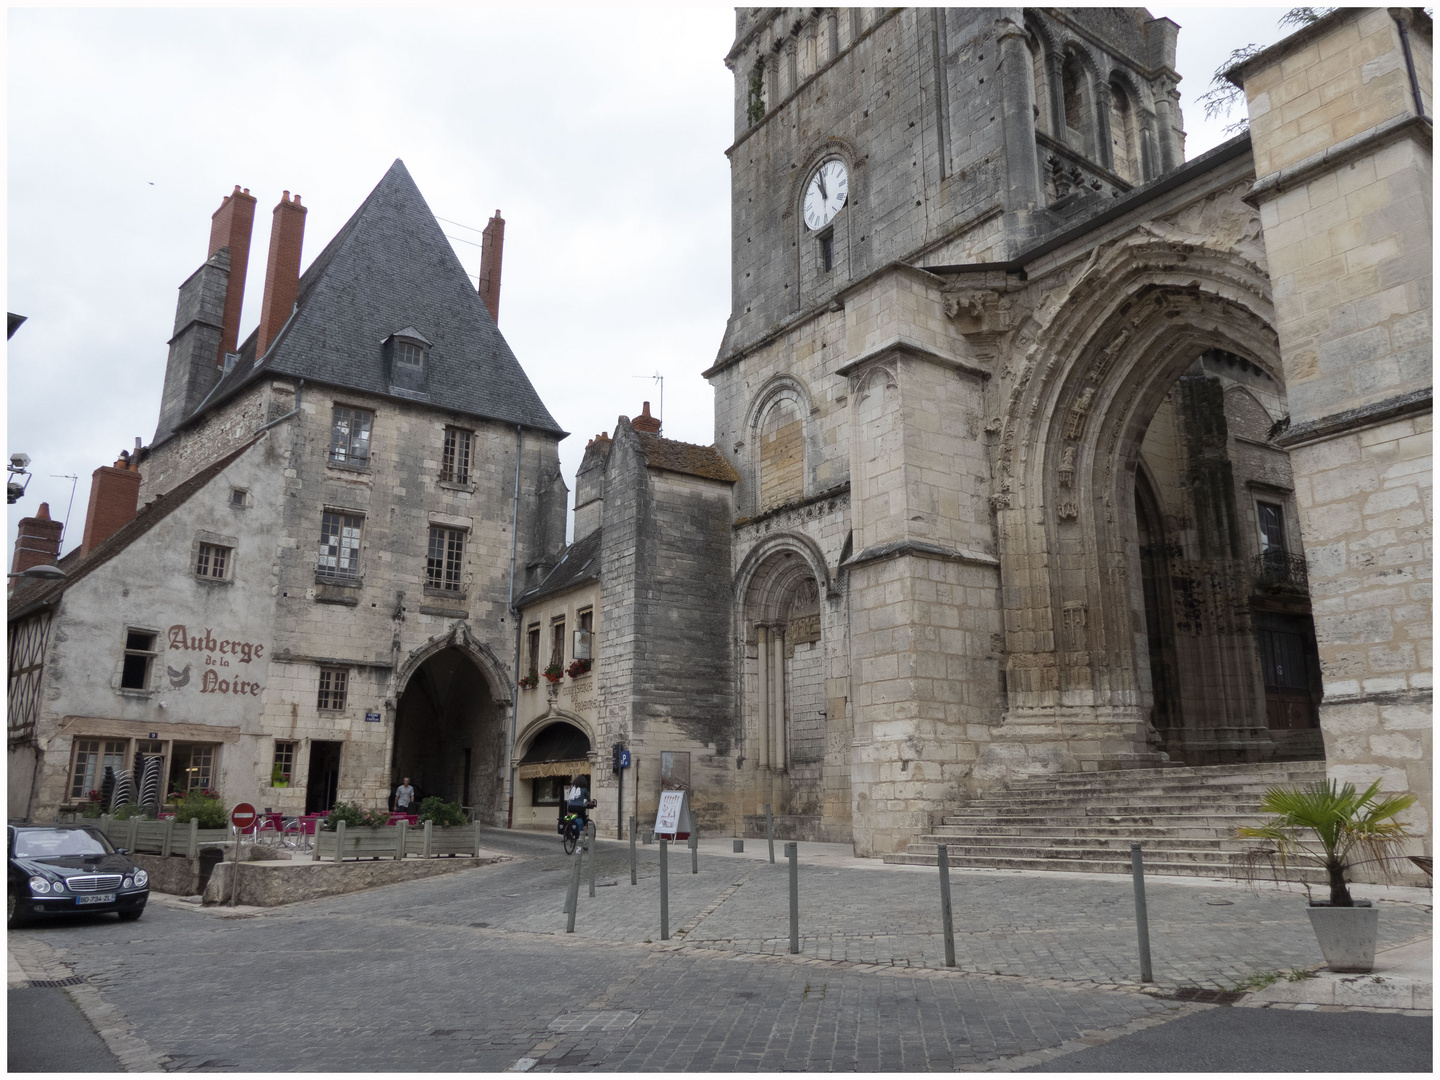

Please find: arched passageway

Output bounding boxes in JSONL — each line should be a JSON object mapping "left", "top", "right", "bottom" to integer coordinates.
{"left": 392, "top": 647, "right": 504, "bottom": 821}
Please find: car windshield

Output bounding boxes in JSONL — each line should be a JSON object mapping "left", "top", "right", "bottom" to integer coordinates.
{"left": 11, "top": 828, "right": 113, "bottom": 859}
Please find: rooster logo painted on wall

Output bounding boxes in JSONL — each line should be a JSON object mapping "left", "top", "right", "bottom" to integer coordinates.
{"left": 167, "top": 663, "right": 191, "bottom": 688}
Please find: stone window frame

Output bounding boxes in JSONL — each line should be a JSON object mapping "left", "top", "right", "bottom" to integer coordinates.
{"left": 118, "top": 626, "right": 160, "bottom": 695}
{"left": 317, "top": 666, "right": 349, "bottom": 712}
{"left": 1059, "top": 43, "right": 1100, "bottom": 160}
{"left": 549, "top": 616, "right": 567, "bottom": 668}
{"left": 316, "top": 507, "right": 366, "bottom": 585}
{"left": 525, "top": 624, "right": 542, "bottom": 683}
{"left": 424, "top": 524, "right": 468, "bottom": 596}
{"left": 272, "top": 740, "right": 297, "bottom": 785}
{"left": 439, "top": 425, "right": 475, "bottom": 489}
{"left": 228, "top": 487, "right": 251, "bottom": 510}
{"left": 744, "top": 376, "right": 815, "bottom": 517}
{"left": 328, "top": 403, "right": 375, "bottom": 471}
{"left": 191, "top": 529, "right": 238, "bottom": 586}
{"left": 1246, "top": 481, "right": 1299, "bottom": 560}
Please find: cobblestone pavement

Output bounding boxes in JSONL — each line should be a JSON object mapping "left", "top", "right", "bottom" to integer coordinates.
{"left": 8, "top": 829, "right": 1431, "bottom": 1071}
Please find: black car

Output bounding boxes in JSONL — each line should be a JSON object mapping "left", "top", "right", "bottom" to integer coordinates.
{"left": 8, "top": 823, "right": 149, "bottom": 927}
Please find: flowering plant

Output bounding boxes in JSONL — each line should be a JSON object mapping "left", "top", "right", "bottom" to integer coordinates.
{"left": 518, "top": 671, "right": 539, "bottom": 690}
{"left": 87, "top": 789, "right": 102, "bottom": 802}
{"left": 567, "top": 658, "right": 591, "bottom": 678}
{"left": 542, "top": 661, "right": 564, "bottom": 684}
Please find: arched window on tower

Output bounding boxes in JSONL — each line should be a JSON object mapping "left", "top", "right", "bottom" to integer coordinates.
{"left": 1028, "top": 34, "right": 1050, "bottom": 136}
{"left": 1109, "top": 80, "right": 1140, "bottom": 183}
{"left": 1062, "top": 51, "right": 1091, "bottom": 157}
{"left": 756, "top": 393, "right": 805, "bottom": 511}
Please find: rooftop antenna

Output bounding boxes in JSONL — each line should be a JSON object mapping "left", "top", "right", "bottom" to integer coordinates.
{"left": 50, "top": 474, "right": 78, "bottom": 551}
{"left": 631, "top": 372, "right": 662, "bottom": 428}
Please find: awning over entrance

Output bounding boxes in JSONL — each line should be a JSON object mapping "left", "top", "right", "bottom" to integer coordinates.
{"left": 516, "top": 759, "right": 590, "bottom": 780}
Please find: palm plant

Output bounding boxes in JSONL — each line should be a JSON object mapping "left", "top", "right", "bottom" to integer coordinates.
{"left": 1237, "top": 779, "right": 1417, "bottom": 905}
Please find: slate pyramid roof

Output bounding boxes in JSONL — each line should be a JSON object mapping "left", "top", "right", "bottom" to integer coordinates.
{"left": 176, "top": 159, "right": 563, "bottom": 438}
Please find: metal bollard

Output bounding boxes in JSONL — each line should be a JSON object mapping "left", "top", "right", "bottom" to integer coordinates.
{"left": 1130, "top": 843, "right": 1154, "bottom": 982}
{"left": 565, "top": 846, "right": 583, "bottom": 932}
{"left": 766, "top": 803, "right": 775, "bottom": 864}
{"left": 659, "top": 838, "right": 670, "bottom": 941}
{"left": 937, "top": 844, "right": 956, "bottom": 968}
{"left": 786, "top": 842, "right": 799, "bottom": 954}
{"left": 690, "top": 828, "right": 698, "bottom": 874}
{"left": 587, "top": 828, "right": 597, "bottom": 898}
{"left": 629, "top": 815, "right": 637, "bottom": 886}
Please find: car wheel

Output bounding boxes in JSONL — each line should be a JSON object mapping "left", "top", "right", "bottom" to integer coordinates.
{"left": 7, "top": 889, "right": 25, "bottom": 929}
{"left": 117, "top": 907, "right": 144, "bottom": 922}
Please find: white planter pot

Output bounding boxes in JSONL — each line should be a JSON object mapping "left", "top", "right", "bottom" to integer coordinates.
{"left": 1306, "top": 899, "right": 1378, "bottom": 973}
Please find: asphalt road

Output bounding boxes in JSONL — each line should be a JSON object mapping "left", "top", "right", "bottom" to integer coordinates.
{"left": 6, "top": 828, "right": 1431, "bottom": 1072}
{"left": 8, "top": 986, "right": 121, "bottom": 1072}
{"left": 1029, "top": 1005, "right": 1432, "bottom": 1072}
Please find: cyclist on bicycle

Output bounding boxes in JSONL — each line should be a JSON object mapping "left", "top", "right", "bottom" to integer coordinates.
{"left": 557, "top": 774, "right": 597, "bottom": 851}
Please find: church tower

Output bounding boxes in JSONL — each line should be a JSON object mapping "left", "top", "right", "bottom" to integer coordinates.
{"left": 707, "top": 9, "right": 1200, "bottom": 855}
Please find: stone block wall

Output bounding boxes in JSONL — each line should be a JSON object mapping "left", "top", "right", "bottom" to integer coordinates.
{"left": 1236, "top": 7, "right": 1432, "bottom": 854}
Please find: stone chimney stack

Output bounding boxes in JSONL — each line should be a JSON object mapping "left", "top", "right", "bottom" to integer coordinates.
{"left": 478, "top": 210, "right": 505, "bottom": 324}
{"left": 80, "top": 454, "right": 142, "bottom": 557}
{"left": 207, "top": 185, "right": 257, "bottom": 362}
{"left": 255, "top": 191, "right": 307, "bottom": 359}
{"left": 10, "top": 502, "right": 64, "bottom": 578}
{"left": 631, "top": 401, "right": 662, "bottom": 434}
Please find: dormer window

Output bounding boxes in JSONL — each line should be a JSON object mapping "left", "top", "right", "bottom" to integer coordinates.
{"left": 384, "top": 327, "right": 432, "bottom": 398}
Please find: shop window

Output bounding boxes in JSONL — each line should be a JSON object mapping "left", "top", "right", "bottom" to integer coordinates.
{"left": 329, "top": 405, "right": 373, "bottom": 467}
{"left": 318, "top": 511, "right": 364, "bottom": 581}
{"left": 69, "top": 738, "right": 127, "bottom": 801}
{"left": 426, "top": 526, "right": 466, "bottom": 591}
{"left": 317, "top": 667, "right": 349, "bottom": 711}
{"left": 195, "top": 542, "right": 231, "bottom": 580}
{"left": 441, "top": 427, "right": 473, "bottom": 484}
{"left": 169, "top": 743, "right": 217, "bottom": 793}
{"left": 120, "top": 629, "right": 157, "bottom": 691}
{"left": 531, "top": 776, "right": 566, "bottom": 806}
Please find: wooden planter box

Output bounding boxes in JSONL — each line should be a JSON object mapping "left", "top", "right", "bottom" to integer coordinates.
{"left": 92, "top": 815, "right": 229, "bottom": 858}
{"left": 313, "top": 820, "right": 484, "bottom": 861}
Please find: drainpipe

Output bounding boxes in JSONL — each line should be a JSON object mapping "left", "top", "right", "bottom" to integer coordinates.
{"left": 255, "top": 379, "right": 304, "bottom": 435}
{"left": 1393, "top": 10, "right": 1428, "bottom": 120}
{"left": 506, "top": 425, "right": 523, "bottom": 828}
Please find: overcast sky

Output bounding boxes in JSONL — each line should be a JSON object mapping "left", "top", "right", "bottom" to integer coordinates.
{"left": 7, "top": 4, "right": 1292, "bottom": 559}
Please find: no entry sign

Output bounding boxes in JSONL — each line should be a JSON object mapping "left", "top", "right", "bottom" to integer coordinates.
{"left": 230, "top": 802, "right": 258, "bottom": 831}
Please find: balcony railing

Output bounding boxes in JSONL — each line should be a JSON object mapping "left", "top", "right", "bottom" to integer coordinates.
{"left": 1253, "top": 551, "right": 1308, "bottom": 590}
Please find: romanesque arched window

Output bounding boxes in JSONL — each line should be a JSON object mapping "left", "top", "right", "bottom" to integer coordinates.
{"left": 1062, "top": 51, "right": 1092, "bottom": 157}
{"left": 1028, "top": 34, "right": 1050, "bottom": 136}
{"left": 756, "top": 393, "right": 805, "bottom": 511}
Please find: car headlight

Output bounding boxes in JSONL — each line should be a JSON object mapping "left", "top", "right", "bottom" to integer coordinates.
{"left": 122, "top": 877, "right": 134, "bottom": 889}
{"left": 28, "top": 876, "right": 51, "bottom": 895}
{"left": 132, "top": 869, "right": 148, "bottom": 888}
{"left": 51, "top": 879, "right": 67, "bottom": 893}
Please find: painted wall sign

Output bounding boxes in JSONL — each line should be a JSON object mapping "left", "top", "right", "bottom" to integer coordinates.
{"left": 167, "top": 624, "right": 266, "bottom": 697}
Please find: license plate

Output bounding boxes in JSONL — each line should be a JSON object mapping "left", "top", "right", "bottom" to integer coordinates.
{"left": 76, "top": 893, "right": 115, "bottom": 905}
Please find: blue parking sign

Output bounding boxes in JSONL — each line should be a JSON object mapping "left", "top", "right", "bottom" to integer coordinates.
{"left": 618, "top": 750, "right": 631, "bottom": 768}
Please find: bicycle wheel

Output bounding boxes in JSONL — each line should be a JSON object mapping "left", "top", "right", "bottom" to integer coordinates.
{"left": 563, "top": 828, "right": 578, "bottom": 856}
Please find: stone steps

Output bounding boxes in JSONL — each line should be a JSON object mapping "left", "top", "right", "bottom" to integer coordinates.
{"left": 883, "top": 760, "right": 1326, "bottom": 881}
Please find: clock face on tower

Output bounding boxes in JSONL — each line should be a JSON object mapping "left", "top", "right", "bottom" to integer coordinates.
{"left": 803, "top": 159, "right": 848, "bottom": 231}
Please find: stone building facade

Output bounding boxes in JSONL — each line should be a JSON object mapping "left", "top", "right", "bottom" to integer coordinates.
{"left": 692, "top": 6, "right": 1430, "bottom": 860}
{"left": 8, "top": 161, "right": 568, "bottom": 824}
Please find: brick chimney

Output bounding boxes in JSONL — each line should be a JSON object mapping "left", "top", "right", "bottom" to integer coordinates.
{"left": 478, "top": 209, "right": 505, "bottom": 324}
{"left": 10, "top": 502, "right": 64, "bottom": 578}
{"left": 255, "top": 191, "right": 307, "bottom": 359}
{"left": 631, "top": 401, "right": 662, "bottom": 434}
{"left": 208, "top": 185, "right": 257, "bottom": 363}
{"left": 80, "top": 454, "right": 142, "bottom": 557}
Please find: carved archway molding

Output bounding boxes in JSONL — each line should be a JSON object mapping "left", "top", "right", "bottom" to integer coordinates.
{"left": 515, "top": 709, "right": 595, "bottom": 759}
{"left": 388, "top": 622, "right": 513, "bottom": 716}
{"left": 994, "top": 243, "right": 1279, "bottom": 721}
{"left": 734, "top": 530, "right": 834, "bottom": 608}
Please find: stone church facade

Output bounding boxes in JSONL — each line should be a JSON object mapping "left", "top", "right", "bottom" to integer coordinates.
{"left": 699, "top": 7, "right": 1430, "bottom": 858}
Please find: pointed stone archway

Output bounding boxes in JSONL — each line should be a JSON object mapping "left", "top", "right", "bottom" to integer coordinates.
{"left": 389, "top": 624, "right": 513, "bottom": 823}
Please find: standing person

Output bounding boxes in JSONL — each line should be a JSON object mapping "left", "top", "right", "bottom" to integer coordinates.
{"left": 394, "top": 776, "right": 416, "bottom": 816}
